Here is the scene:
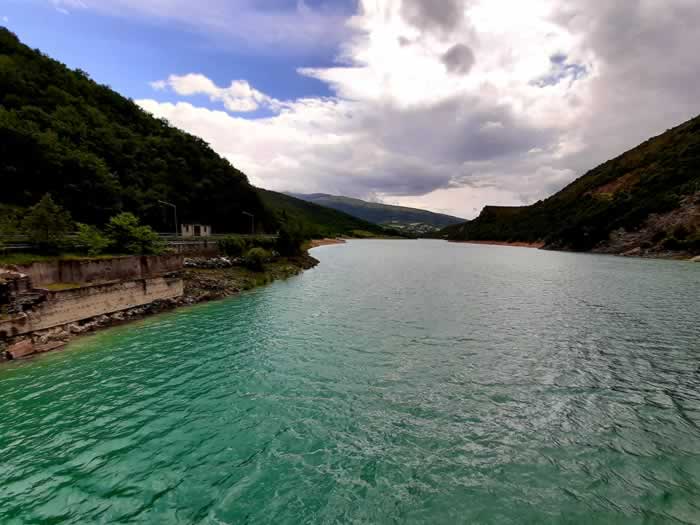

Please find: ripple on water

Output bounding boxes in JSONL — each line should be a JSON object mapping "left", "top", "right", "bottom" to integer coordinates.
{"left": 1, "top": 240, "right": 699, "bottom": 524}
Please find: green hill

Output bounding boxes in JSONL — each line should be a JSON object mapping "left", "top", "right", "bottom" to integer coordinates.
{"left": 259, "top": 190, "right": 389, "bottom": 238}
{"left": 0, "top": 27, "right": 274, "bottom": 233}
{"left": 0, "top": 28, "right": 392, "bottom": 240}
{"left": 442, "top": 115, "right": 700, "bottom": 255}
{"left": 291, "top": 193, "right": 464, "bottom": 235}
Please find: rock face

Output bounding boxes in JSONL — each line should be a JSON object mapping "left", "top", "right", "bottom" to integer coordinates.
{"left": 692, "top": 256, "right": 700, "bottom": 262}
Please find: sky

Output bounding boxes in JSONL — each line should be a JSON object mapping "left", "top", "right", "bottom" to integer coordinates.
{"left": 3, "top": 0, "right": 700, "bottom": 218}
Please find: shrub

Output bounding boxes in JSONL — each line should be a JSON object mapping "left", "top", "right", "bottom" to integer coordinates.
{"left": 22, "top": 194, "right": 73, "bottom": 252}
{"left": 218, "top": 236, "right": 247, "bottom": 257}
{"left": 651, "top": 230, "right": 666, "bottom": 244}
{"left": 74, "top": 223, "right": 110, "bottom": 256}
{"left": 685, "top": 232, "right": 700, "bottom": 253}
{"left": 662, "top": 236, "right": 683, "bottom": 251}
{"left": 673, "top": 225, "right": 690, "bottom": 240}
{"left": 247, "top": 237, "right": 276, "bottom": 250}
{"left": 275, "top": 227, "right": 303, "bottom": 256}
{"left": 242, "top": 247, "right": 270, "bottom": 271}
{"left": 105, "top": 212, "right": 164, "bottom": 255}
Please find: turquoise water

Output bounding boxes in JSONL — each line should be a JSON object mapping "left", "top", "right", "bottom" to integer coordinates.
{"left": 1, "top": 240, "right": 699, "bottom": 524}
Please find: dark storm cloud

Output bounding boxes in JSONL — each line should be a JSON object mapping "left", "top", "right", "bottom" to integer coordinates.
{"left": 373, "top": 97, "right": 556, "bottom": 166}
{"left": 400, "top": 0, "right": 465, "bottom": 33}
{"left": 442, "top": 43, "right": 475, "bottom": 74}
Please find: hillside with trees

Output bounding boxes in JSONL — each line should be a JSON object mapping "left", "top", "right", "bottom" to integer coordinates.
{"left": 0, "top": 27, "right": 274, "bottom": 233}
{"left": 442, "top": 115, "right": 700, "bottom": 255}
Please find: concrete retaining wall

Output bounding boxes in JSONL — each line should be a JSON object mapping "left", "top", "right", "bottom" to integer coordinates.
{"left": 11, "top": 255, "right": 183, "bottom": 287}
{"left": 168, "top": 240, "right": 220, "bottom": 256}
{"left": 0, "top": 276, "right": 183, "bottom": 337}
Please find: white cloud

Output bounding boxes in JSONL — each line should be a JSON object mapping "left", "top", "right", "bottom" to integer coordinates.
{"left": 50, "top": 0, "right": 86, "bottom": 14}
{"left": 44, "top": 0, "right": 350, "bottom": 54}
{"left": 150, "top": 74, "right": 282, "bottom": 113}
{"left": 136, "top": 0, "right": 700, "bottom": 218}
{"left": 2, "top": 16, "right": 9, "bottom": 23}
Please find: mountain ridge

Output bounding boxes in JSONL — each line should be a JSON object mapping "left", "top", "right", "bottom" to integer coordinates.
{"left": 441, "top": 115, "right": 700, "bottom": 256}
{"left": 290, "top": 193, "right": 465, "bottom": 235}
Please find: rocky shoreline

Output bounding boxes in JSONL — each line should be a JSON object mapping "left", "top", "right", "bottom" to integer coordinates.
{"left": 448, "top": 239, "right": 698, "bottom": 260}
{"left": 1, "top": 252, "right": 319, "bottom": 362}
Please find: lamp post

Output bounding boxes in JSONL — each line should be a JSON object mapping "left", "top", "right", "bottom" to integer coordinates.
{"left": 242, "top": 211, "right": 254, "bottom": 235}
{"left": 158, "top": 200, "right": 178, "bottom": 236}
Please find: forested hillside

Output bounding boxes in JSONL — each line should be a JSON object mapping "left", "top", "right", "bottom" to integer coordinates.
{"left": 259, "top": 190, "right": 389, "bottom": 238}
{"left": 0, "top": 28, "right": 273, "bottom": 233}
{"left": 443, "top": 115, "right": 700, "bottom": 254}
{"left": 292, "top": 193, "right": 464, "bottom": 234}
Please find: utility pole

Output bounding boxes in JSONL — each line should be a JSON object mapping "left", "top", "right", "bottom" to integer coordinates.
{"left": 158, "top": 200, "right": 178, "bottom": 236}
{"left": 242, "top": 211, "right": 254, "bottom": 235}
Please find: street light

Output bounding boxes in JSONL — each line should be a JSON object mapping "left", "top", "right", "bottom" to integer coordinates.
{"left": 158, "top": 200, "right": 178, "bottom": 236}
{"left": 242, "top": 211, "right": 254, "bottom": 235}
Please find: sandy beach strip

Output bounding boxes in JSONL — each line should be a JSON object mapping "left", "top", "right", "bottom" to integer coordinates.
{"left": 309, "top": 238, "right": 348, "bottom": 249}
{"left": 449, "top": 240, "right": 545, "bottom": 249}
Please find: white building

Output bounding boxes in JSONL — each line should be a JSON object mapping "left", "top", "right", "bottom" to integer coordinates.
{"left": 180, "top": 224, "right": 212, "bottom": 238}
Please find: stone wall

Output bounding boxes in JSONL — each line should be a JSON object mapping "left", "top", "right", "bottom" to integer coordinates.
{"left": 0, "top": 276, "right": 183, "bottom": 338}
{"left": 168, "top": 240, "right": 220, "bottom": 256}
{"left": 10, "top": 254, "right": 183, "bottom": 287}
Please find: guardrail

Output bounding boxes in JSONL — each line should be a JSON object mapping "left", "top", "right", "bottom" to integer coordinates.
{"left": 0, "top": 233, "right": 279, "bottom": 252}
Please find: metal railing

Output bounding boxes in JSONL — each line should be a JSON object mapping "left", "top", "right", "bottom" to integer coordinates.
{"left": 0, "top": 233, "right": 279, "bottom": 252}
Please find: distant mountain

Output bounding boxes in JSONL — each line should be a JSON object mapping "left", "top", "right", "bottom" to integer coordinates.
{"left": 258, "top": 190, "right": 391, "bottom": 238}
{"left": 290, "top": 193, "right": 465, "bottom": 234}
{"left": 441, "top": 115, "right": 700, "bottom": 256}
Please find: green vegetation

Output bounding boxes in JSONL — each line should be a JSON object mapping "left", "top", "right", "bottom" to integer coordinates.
{"left": 442, "top": 115, "right": 700, "bottom": 252}
{"left": 218, "top": 235, "right": 278, "bottom": 258}
{"left": 0, "top": 195, "right": 164, "bottom": 258}
{"left": 275, "top": 227, "right": 304, "bottom": 256}
{"left": 0, "top": 252, "right": 129, "bottom": 265}
{"left": 242, "top": 247, "right": 271, "bottom": 272}
{"left": 291, "top": 193, "right": 465, "bottom": 233}
{"left": 21, "top": 194, "right": 73, "bottom": 252}
{"left": 104, "top": 212, "right": 164, "bottom": 255}
{"left": 74, "top": 223, "right": 110, "bottom": 256}
{"left": 0, "top": 28, "right": 272, "bottom": 233}
{"left": 258, "top": 189, "right": 390, "bottom": 238}
{"left": 218, "top": 237, "right": 248, "bottom": 258}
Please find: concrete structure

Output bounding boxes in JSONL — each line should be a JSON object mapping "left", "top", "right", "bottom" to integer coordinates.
{"left": 11, "top": 254, "right": 183, "bottom": 287}
{"left": 181, "top": 224, "right": 212, "bottom": 238}
{"left": 0, "top": 255, "right": 184, "bottom": 345}
{"left": 0, "top": 276, "right": 182, "bottom": 338}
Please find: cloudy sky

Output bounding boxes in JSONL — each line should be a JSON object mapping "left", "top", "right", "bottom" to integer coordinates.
{"left": 4, "top": 0, "right": 700, "bottom": 218}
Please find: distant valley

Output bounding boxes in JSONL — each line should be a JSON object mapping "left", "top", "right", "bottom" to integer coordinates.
{"left": 289, "top": 193, "right": 465, "bottom": 235}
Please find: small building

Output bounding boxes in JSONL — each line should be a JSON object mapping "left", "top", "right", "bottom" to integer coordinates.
{"left": 181, "top": 224, "right": 212, "bottom": 238}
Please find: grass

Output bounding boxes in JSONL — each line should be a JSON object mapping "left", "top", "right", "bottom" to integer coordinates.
{"left": 44, "top": 282, "right": 82, "bottom": 291}
{"left": 0, "top": 252, "right": 129, "bottom": 266}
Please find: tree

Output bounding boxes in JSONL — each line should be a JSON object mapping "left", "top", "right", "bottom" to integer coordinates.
{"left": 275, "top": 226, "right": 303, "bottom": 256}
{"left": 22, "top": 194, "right": 73, "bottom": 252}
{"left": 105, "top": 212, "right": 164, "bottom": 255}
{"left": 74, "top": 223, "right": 110, "bottom": 256}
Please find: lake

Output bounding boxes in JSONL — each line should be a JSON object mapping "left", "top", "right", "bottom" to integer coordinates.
{"left": 1, "top": 240, "right": 699, "bottom": 524}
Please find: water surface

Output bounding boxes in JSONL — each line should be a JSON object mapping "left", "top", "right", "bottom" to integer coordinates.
{"left": 1, "top": 240, "right": 699, "bottom": 523}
